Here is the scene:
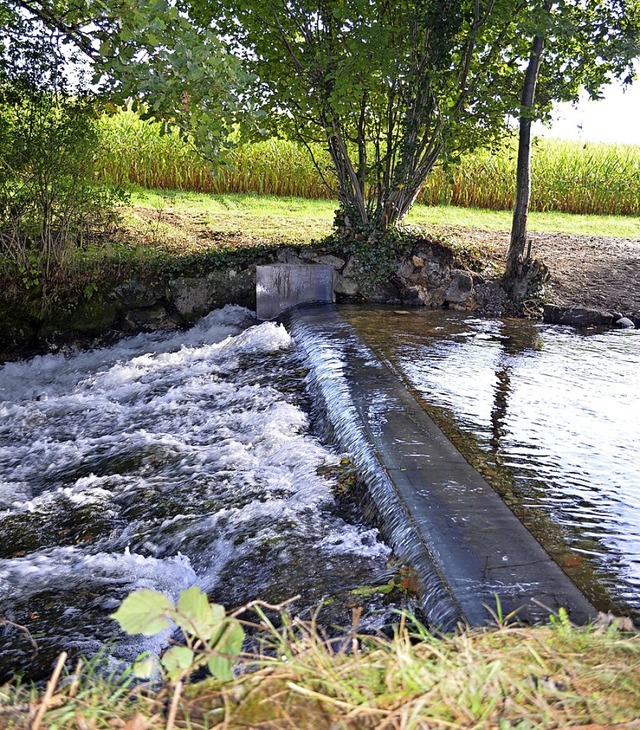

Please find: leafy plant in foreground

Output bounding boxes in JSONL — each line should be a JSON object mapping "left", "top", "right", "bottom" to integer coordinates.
{"left": 111, "top": 586, "right": 244, "bottom": 682}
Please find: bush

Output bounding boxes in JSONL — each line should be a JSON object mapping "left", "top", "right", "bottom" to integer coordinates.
{"left": 0, "top": 85, "right": 128, "bottom": 296}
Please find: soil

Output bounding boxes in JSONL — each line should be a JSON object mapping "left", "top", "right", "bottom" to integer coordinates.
{"left": 438, "top": 226, "right": 640, "bottom": 315}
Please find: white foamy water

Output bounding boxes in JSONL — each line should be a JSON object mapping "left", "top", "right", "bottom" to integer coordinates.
{"left": 0, "top": 306, "right": 390, "bottom": 680}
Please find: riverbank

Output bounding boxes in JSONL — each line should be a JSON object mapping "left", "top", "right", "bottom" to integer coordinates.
{"left": 121, "top": 192, "right": 640, "bottom": 313}
{"left": 2, "top": 193, "right": 639, "bottom": 362}
{"left": 2, "top": 615, "right": 638, "bottom": 729}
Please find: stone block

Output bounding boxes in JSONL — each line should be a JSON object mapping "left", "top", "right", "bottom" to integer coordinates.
{"left": 256, "top": 264, "right": 335, "bottom": 320}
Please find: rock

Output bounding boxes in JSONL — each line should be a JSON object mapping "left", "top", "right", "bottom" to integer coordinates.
{"left": 169, "top": 269, "right": 255, "bottom": 322}
{"left": 543, "top": 305, "right": 616, "bottom": 327}
{"left": 334, "top": 273, "right": 360, "bottom": 297}
{"left": 444, "top": 270, "right": 474, "bottom": 304}
{"left": 123, "top": 305, "right": 178, "bottom": 332}
{"left": 614, "top": 317, "right": 635, "bottom": 329}
{"left": 366, "top": 280, "right": 400, "bottom": 304}
{"left": 169, "top": 276, "right": 214, "bottom": 319}
{"left": 474, "top": 280, "right": 507, "bottom": 316}
{"left": 317, "top": 254, "right": 346, "bottom": 270}
{"left": 342, "top": 255, "right": 361, "bottom": 279}
{"left": 277, "top": 248, "right": 305, "bottom": 264}
{"left": 395, "top": 284, "right": 421, "bottom": 306}
{"left": 414, "top": 241, "right": 453, "bottom": 289}
{"left": 113, "top": 280, "right": 158, "bottom": 308}
{"left": 396, "top": 259, "right": 415, "bottom": 279}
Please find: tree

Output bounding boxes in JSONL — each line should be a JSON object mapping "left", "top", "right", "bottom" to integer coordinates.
{"left": 504, "top": 0, "right": 640, "bottom": 301}
{"left": 197, "top": 0, "right": 532, "bottom": 234}
{"left": 0, "top": 0, "right": 255, "bottom": 160}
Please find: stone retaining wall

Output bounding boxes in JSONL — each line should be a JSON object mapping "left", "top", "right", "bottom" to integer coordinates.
{"left": 2, "top": 240, "right": 636, "bottom": 360}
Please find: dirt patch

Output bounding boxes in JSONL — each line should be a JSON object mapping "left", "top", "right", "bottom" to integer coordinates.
{"left": 437, "top": 226, "right": 640, "bottom": 315}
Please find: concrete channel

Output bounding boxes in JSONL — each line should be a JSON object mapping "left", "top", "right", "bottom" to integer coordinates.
{"left": 256, "top": 265, "right": 597, "bottom": 628}
{"left": 287, "top": 304, "right": 597, "bottom": 629}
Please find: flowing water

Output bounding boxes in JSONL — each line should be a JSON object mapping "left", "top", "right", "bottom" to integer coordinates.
{"left": 343, "top": 306, "right": 640, "bottom": 621}
{"left": 3, "top": 303, "right": 639, "bottom": 681}
{"left": 0, "top": 306, "right": 399, "bottom": 682}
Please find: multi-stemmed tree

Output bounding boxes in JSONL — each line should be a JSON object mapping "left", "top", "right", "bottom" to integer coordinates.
{"left": 3, "top": 0, "right": 640, "bottom": 304}
{"left": 197, "top": 0, "right": 531, "bottom": 233}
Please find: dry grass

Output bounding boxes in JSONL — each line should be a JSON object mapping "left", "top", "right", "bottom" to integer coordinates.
{"left": 2, "top": 616, "right": 639, "bottom": 729}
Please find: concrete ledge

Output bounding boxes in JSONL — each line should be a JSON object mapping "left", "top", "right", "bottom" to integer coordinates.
{"left": 289, "top": 304, "right": 597, "bottom": 629}
{"left": 256, "top": 264, "right": 335, "bottom": 321}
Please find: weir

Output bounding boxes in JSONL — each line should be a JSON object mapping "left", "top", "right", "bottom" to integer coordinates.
{"left": 286, "top": 303, "right": 598, "bottom": 629}
{"left": 256, "top": 264, "right": 335, "bottom": 320}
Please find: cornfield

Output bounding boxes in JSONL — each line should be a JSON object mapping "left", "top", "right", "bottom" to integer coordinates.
{"left": 96, "top": 106, "right": 640, "bottom": 216}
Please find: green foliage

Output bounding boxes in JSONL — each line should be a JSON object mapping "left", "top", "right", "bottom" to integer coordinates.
{"left": 0, "top": 85, "right": 128, "bottom": 296}
{"left": 111, "top": 587, "right": 245, "bottom": 682}
{"left": 336, "top": 221, "right": 415, "bottom": 287}
{"left": 99, "top": 107, "right": 640, "bottom": 216}
{"left": 1, "top": 0, "right": 256, "bottom": 163}
{"left": 201, "top": 0, "right": 527, "bottom": 231}
{"left": 96, "top": 105, "right": 334, "bottom": 196}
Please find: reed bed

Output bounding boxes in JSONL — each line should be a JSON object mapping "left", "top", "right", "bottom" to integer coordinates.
{"left": 96, "top": 107, "right": 333, "bottom": 198}
{"left": 96, "top": 107, "right": 640, "bottom": 216}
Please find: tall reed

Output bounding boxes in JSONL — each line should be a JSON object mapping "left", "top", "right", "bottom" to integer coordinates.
{"left": 419, "top": 138, "right": 640, "bottom": 215}
{"left": 96, "top": 107, "right": 334, "bottom": 198}
{"left": 96, "top": 107, "right": 640, "bottom": 216}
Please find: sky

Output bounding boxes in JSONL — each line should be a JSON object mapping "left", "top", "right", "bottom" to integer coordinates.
{"left": 534, "top": 79, "right": 640, "bottom": 145}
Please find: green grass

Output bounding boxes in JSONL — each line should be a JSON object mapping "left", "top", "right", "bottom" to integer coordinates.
{"left": 2, "top": 615, "right": 639, "bottom": 729}
{"left": 406, "top": 204, "right": 640, "bottom": 239}
{"left": 124, "top": 190, "right": 640, "bottom": 254}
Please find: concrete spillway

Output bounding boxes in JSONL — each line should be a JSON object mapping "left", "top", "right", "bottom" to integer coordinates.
{"left": 287, "top": 304, "right": 597, "bottom": 629}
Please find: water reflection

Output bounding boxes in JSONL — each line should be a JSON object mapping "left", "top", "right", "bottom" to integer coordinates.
{"left": 343, "top": 306, "right": 640, "bottom": 619}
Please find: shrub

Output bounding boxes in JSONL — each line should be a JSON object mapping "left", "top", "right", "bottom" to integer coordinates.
{"left": 0, "top": 85, "right": 128, "bottom": 296}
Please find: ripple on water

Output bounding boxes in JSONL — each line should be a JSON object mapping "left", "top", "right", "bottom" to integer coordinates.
{"left": 0, "top": 306, "right": 397, "bottom": 682}
{"left": 343, "top": 307, "right": 640, "bottom": 619}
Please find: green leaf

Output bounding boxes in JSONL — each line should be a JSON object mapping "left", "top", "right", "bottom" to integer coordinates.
{"left": 174, "top": 586, "right": 225, "bottom": 639}
{"left": 161, "top": 645, "right": 195, "bottom": 680}
{"left": 207, "top": 620, "right": 244, "bottom": 682}
{"left": 207, "top": 653, "right": 234, "bottom": 682}
{"left": 132, "top": 652, "right": 158, "bottom": 679}
{"left": 110, "top": 589, "right": 174, "bottom": 636}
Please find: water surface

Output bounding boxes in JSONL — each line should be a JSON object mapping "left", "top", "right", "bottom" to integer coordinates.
{"left": 0, "top": 307, "right": 394, "bottom": 681}
{"left": 343, "top": 306, "right": 640, "bottom": 619}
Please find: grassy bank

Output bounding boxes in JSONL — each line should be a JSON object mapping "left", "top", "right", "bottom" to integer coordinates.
{"left": 97, "top": 107, "right": 640, "bottom": 217}
{"left": 2, "top": 614, "right": 638, "bottom": 729}
{"left": 123, "top": 190, "right": 640, "bottom": 260}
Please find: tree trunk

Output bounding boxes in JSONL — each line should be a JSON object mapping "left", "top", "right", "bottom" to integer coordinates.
{"left": 503, "top": 32, "right": 546, "bottom": 298}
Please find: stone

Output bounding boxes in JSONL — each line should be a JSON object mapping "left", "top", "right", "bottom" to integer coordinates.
{"left": 317, "top": 254, "right": 346, "bottom": 270}
{"left": 169, "top": 268, "right": 255, "bottom": 322}
{"left": 334, "top": 273, "right": 360, "bottom": 297}
{"left": 543, "top": 305, "right": 616, "bottom": 328}
{"left": 400, "top": 285, "right": 423, "bottom": 306}
{"left": 444, "top": 269, "right": 474, "bottom": 304}
{"left": 277, "top": 248, "right": 305, "bottom": 265}
{"left": 614, "top": 317, "right": 635, "bottom": 329}
{"left": 124, "top": 305, "right": 178, "bottom": 332}
{"left": 113, "top": 280, "right": 158, "bottom": 308}
{"left": 396, "top": 259, "right": 415, "bottom": 279}
{"left": 341, "top": 255, "right": 361, "bottom": 279}
{"left": 366, "top": 280, "right": 400, "bottom": 304}
{"left": 169, "top": 276, "right": 214, "bottom": 319}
